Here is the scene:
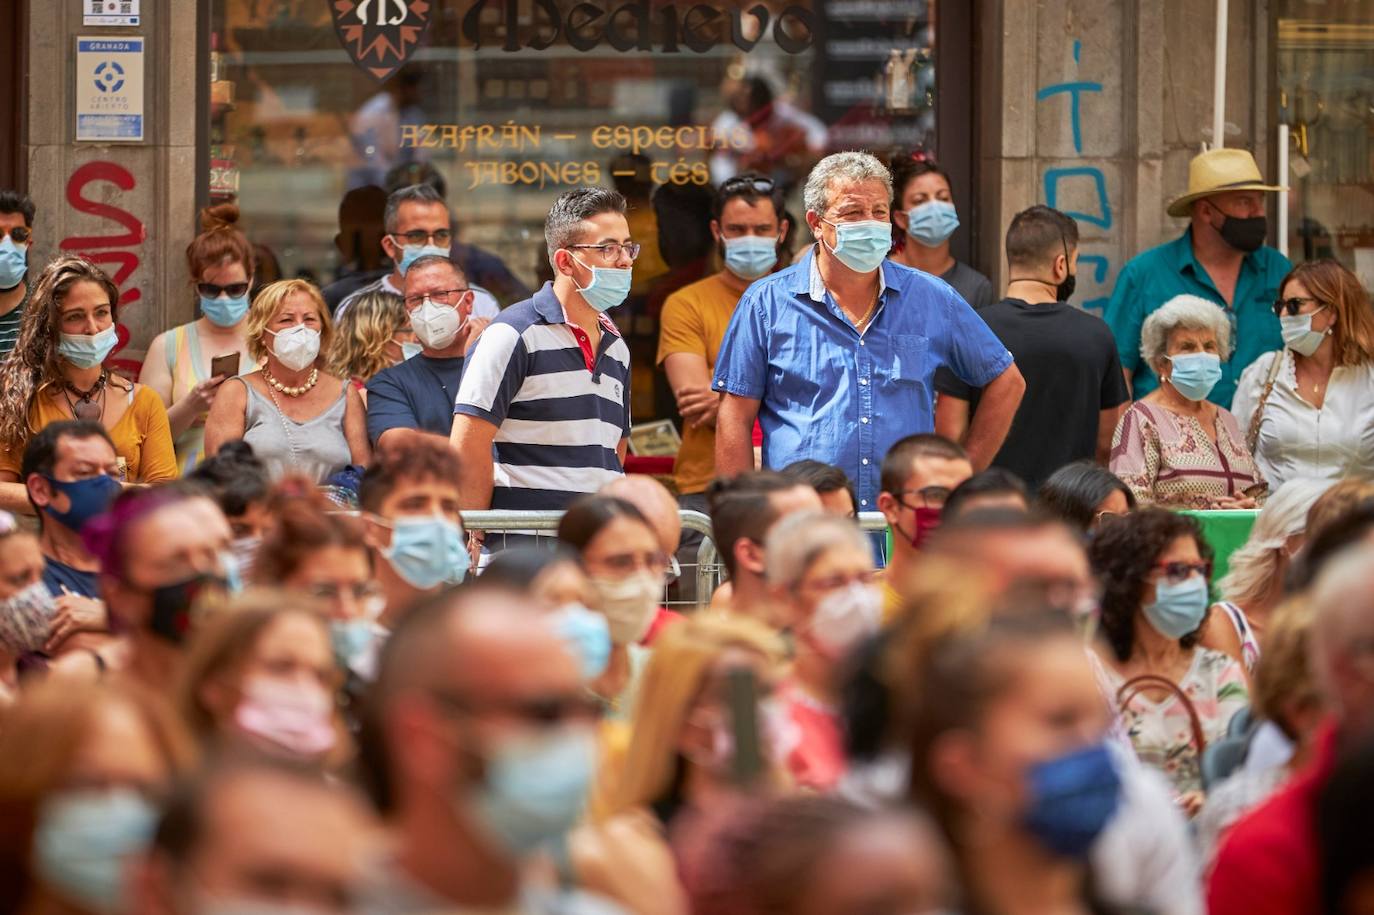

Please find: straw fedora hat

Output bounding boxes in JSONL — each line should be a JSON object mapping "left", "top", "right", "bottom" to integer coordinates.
{"left": 1167, "top": 148, "right": 1286, "bottom": 218}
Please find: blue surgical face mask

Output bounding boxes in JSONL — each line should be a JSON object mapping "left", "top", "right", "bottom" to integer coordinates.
{"left": 1280, "top": 308, "right": 1330, "bottom": 357}
{"left": 723, "top": 235, "right": 778, "bottom": 281}
{"left": 1022, "top": 741, "right": 1121, "bottom": 858}
{"left": 906, "top": 200, "right": 960, "bottom": 247}
{"left": 398, "top": 243, "right": 449, "bottom": 276}
{"left": 1165, "top": 352, "right": 1222, "bottom": 402}
{"left": 199, "top": 291, "right": 250, "bottom": 328}
{"left": 330, "top": 618, "right": 379, "bottom": 675}
{"left": 33, "top": 787, "right": 158, "bottom": 915}
{"left": 58, "top": 325, "right": 120, "bottom": 369}
{"left": 382, "top": 515, "right": 469, "bottom": 590}
{"left": 44, "top": 473, "right": 121, "bottom": 532}
{"left": 1144, "top": 574, "right": 1209, "bottom": 639}
{"left": 400, "top": 341, "right": 424, "bottom": 361}
{"left": 468, "top": 725, "right": 597, "bottom": 855}
{"left": 552, "top": 602, "right": 612, "bottom": 681}
{"left": 570, "top": 254, "right": 632, "bottom": 313}
{"left": 820, "top": 218, "right": 892, "bottom": 274}
{"left": 0, "top": 236, "right": 28, "bottom": 289}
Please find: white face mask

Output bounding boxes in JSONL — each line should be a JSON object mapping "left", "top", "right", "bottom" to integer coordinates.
{"left": 409, "top": 298, "right": 462, "bottom": 351}
{"left": 807, "top": 582, "right": 883, "bottom": 658}
{"left": 268, "top": 324, "right": 321, "bottom": 372}
{"left": 590, "top": 570, "right": 661, "bottom": 644}
{"left": 1280, "top": 307, "right": 1330, "bottom": 357}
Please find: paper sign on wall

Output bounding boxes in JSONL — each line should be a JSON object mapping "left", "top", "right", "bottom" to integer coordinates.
{"left": 75, "top": 37, "right": 144, "bottom": 142}
{"left": 84, "top": 0, "right": 141, "bottom": 27}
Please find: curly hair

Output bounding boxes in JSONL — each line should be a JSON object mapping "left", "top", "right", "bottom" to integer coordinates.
{"left": 1088, "top": 508, "right": 1213, "bottom": 662}
{"left": 325, "top": 290, "right": 405, "bottom": 383}
{"left": 0, "top": 256, "right": 123, "bottom": 447}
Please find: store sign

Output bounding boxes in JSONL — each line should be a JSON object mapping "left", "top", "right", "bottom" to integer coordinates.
{"left": 75, "top": 37, "right": 145, "bottom": 142}
{"left": 329, "top": 0, "right": 433, "bottom": 82}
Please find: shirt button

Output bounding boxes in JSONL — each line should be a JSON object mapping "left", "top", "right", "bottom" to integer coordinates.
{"left": 859, "top": 340, "right": 866, "bottom": 347}
{"left": 860, "top": 417, "right": 869, "bottom": 424}
{"left": 859, "top": 378, "right": 868, "bottom": 386}
{"left": 860, "top": 499, "right": 868, "bottom": 507}
{"left": 716, "top": 380, "right": 724, "bottom": 387}
{"left": 861, "top": 458, "right": 870, "bottom": 465}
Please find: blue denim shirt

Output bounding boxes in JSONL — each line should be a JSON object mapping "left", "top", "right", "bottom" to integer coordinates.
{"left": 713, "top": 248, "right": 1013, "bottom": 508}
{"left": 1105, "top": 229, "right": 1290, "bottom": 408}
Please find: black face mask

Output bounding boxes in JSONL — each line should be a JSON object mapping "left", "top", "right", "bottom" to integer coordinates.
{"left": 147, "top": 573, "right": 227, "bottom": 645}
{"left": 1057, "top": 273, "right": 1077, "bottom": 303}
{"left": 1217, "top": 214, "right": 1267, "bottom": 253}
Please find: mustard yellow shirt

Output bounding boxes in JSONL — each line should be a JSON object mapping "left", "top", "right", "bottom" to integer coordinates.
{"left": 656, "top": 274, "right": 741, "bottom": 495}
{"left": 0, "top": 383, "right": 179, "bottom": 484}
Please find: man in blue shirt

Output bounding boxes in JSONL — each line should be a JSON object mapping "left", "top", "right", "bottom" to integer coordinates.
{"left": 366, "top": 254, "right": 488, "bottom": 450}
{"left": 1106, "top": 148, "right": 1290, "bottom": 408}
{"left": 713, "top": 152, "right": 1025, "bottom": 512}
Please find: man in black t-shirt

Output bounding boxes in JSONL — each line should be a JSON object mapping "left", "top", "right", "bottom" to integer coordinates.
{"left": 934, "top": 206, "right": 1129, "bottom": 489}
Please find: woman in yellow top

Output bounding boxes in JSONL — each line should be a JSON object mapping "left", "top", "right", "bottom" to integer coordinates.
{"left": 0, "top": 256, "right": 177, "bottom": 513}
{"left": 139, "top": 204, "right": 256, "bottom": 475}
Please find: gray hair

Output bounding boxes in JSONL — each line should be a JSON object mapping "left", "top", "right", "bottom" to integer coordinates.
{"left": 404, "top": 253, "right": 465, "bottom": 283}
{"left": 544, "top": 187, "right": 628, "bottom": 268}
{"left": 384, "top": 183, "right": 446, "bottom": 233}
{"left": 1220, "top": 478, "right": 1332, "bottom": 608}
{"left": 1310, "top": 541, "right": 1374, "bottom": 723}
{"left": 803, "top": 152, "right": 893, "bottom": 217}
{"left": 764, "top": 511, "right": 870, "bottom": 589}
{"left": 1140, "top": 294, "right": 1233, "bottom": 367}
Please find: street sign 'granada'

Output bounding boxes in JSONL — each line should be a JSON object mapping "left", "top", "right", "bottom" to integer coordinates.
{"left": 330, "top": 0, "right": 432, "bottom": 82}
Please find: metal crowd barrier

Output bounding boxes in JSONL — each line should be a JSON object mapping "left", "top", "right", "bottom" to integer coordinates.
{"left": 460, "top": 509, "right": 893, "bottom": 609}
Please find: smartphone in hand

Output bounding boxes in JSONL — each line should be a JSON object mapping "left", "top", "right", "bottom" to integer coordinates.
{"left": 210, "top": 352, "right": 241, "bottom": 379}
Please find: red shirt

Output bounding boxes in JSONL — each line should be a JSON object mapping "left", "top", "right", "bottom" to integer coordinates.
{"left": 1206, "top": 721, "right": 1339, "bottom": 915}
{"left": 640, "top": 606, "right": 684, "bottom": 646}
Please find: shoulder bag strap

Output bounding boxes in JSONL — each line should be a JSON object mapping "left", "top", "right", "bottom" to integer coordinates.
{"left": 1246, "top": 351, "right": 1285, "bottom": 455}
{"left": 1115, "top": 673, "right": 1207, "bottom": 753}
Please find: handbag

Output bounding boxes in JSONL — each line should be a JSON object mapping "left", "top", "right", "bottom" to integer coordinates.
{"left": 1245, "top": 351, "right": 1285, "bottom": 455}
{"left": 1115, "top": 673, "right": 1207, "bottom": 755}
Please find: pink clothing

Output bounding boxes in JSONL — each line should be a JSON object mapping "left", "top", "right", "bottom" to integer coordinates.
{"left": 777, "top": 681, "right": 846, "bottom": 791}
{"left": 1110, "top": 400, "right": 1260, "bottom": 509}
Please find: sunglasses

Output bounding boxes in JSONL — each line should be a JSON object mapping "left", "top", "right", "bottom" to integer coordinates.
{"left": 1152, "top": 561, "right": 1212, "bottom": 584}
{"left": 197, "top": 282, "right": 251, "bottom": 299}
{"left": 896, "top": 486, "right": 951, "bottom": 509}
{"left": 1273, "top": 296, "right": 1324, "bottom": 318}
{"left": 721, "top": 175, "right": 775, "bottom": 194}
{"left": 430, "top": 688, "right": 603, "bottom": 725}
{"left": 0, "top": 227, "right": 31, "bottom": 244}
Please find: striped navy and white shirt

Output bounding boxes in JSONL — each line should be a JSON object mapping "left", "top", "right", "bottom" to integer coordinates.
{"left": 454, "top": 282, "right": 631, "bottom": 511}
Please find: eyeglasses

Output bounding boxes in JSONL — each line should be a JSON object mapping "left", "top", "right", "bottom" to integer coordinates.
{"left": 896, "top": 486, "right": 952, "bottom": 509}
{"left": 1152, "top": 561, "right": 1212, "bottom": 584}
{"left": 720, "top": 175, "right": 775, "bottom": 195}
{"left": 429, "top": 688, "right": 603, "bottom": 725}
{"left": 1273, "top": 296, "right": 1325, "bottom": 318}
{"left": 197, "top": 281, "right": 251, "bottom": 299}
{"left": 306, "top": 580, "right": 385, "bottom": 610}
{"left": 392, "top": 229, "right": 452, "bottom": 247}
{"left": 801, "top": 568, "right": 882, "bottom": 594}
{"left": 0, "top": 227, "right": 31, "bottom": 243}
{"left": 570, "top": 243, "right": 641, "bottom": 262}
{"left": 591, "top": 549, "right": 671, "bottom": 579}
{"left": 404, "top": 288, "right": 470, "bottom": 310}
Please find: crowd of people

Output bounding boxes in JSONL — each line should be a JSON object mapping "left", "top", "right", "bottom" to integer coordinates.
{"left": 0, "top": 139, "right": 1370, "bottom": 915}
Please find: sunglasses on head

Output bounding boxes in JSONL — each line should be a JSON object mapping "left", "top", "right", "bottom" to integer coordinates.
{"left": 197, "top": 282, "right": 251, "bottom": 299}
{"left": 721, "top": 175, "right": 775, "bottom": 195}
{"left": 1273, "top": 296, "right": 1324, "bottom": 318}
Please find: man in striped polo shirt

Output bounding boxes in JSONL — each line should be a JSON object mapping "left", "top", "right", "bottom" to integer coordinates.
{"left": 0, "top": 191, "right": 35, "bottom": 359}
{"left": 451, "top": 187, "right": 634, "bottom": 540}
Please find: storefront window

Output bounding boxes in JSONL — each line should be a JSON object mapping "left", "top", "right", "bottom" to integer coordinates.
{"left": 1276, "top": 2, "right": 1374, "bottom": 281}
{"left": 207, "top": 0, "right": 942, "bottom": 416}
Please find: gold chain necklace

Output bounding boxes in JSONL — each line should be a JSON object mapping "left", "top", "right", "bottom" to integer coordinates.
{"left": 852, "top": 285, "right": 882, "bottom": 330}
{"left": 262, "top": 367, "right": 318, "bottom": 397}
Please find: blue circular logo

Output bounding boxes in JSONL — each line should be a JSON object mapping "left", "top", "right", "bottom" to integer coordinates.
{"left": 93, "top": 61, "right": 125, "bottom": 94}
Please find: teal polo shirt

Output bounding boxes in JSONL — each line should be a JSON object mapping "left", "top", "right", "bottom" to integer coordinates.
{"left": 1105, "top": 229, "right": 1289, "bottom": 408}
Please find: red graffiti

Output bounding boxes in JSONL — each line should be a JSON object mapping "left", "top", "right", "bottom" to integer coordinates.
{"left": 59, "top": 162, "right": 147, "bottom": 372}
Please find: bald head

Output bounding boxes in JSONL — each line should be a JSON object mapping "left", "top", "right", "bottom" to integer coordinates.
{"left": 601, "top": 475, "right": 681, "bottom": 554}
{"left": 1311, "top": 543, "right": 1374, "bottom": 739}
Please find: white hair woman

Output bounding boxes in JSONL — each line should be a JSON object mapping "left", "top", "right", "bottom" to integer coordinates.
{"left": 1199, "top": 477, "right": 1331, "bottom": 675}
{"left": 764, "top": 510, "right": 882, "bottom": 792}
{"left": 1110, "top": 294, "right": 1263, "bottom": 508}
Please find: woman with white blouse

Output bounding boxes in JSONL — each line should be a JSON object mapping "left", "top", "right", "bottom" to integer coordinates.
{"left": 1234, "top": 259, "right": 1374, "bottom": 487}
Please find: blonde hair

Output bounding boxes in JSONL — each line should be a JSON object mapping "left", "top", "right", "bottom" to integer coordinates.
{"left": 1252, "top": 597, "right": 1321, "bottom": 739}
{"left": 595, "top": 614, "right": 783, "bottom": 819}
{"left": 245, "top": 279, "right": 333, "bottom": 365}
{"left": 1220, "top": 478, "right": 1331, "bottom": 608}
{"left": 325, "top": 290, "right": 406, "bottom": 382}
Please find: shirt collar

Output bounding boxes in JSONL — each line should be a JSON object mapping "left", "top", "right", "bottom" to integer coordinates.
{"left": 534, "top": 281, "right": 621, "bottom": 336}
{"left": 798, "top": 246, "right": 894, "bottom": 303}
{"left": 381, "top": 273, "right": 402, "bottom": 296}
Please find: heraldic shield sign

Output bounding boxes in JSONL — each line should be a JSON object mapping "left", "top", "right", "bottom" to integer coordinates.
{"left": 330, "top": 0, "right": 433, "bottom": 82}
